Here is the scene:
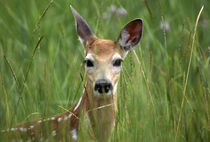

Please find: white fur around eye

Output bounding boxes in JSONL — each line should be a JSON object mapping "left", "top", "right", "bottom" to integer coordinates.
{"left": 85, "top": 54, "right": 96, "bottom": 72}
{"left": 110, "top": 53, "right": 122, "bottom": 71}
{"left": 85, "top": 53, "right": 94, "bottom": 61}
{"left": 111, "top": 53, "right": 122, "bottom": 61}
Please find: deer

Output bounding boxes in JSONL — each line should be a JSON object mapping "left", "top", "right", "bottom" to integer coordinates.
{"left": 0, "top": 5, "right": 143, "bottom": 142}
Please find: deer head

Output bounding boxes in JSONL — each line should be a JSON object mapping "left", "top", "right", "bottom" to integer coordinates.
{"left": 71, "top": 6, "right": 143, "bottom": 99}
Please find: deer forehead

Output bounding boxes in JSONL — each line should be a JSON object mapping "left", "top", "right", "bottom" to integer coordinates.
{"left": 86, "top": 39, "right": 123, "bottom": 62}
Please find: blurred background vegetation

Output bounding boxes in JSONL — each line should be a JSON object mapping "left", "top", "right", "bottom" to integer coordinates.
{"left": 0, "top": 0, "right": 209, "bottom": 141}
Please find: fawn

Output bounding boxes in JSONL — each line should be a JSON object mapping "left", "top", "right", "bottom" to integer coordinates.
{"left": 0, "top": 6, "right": 143, "bottom": 142}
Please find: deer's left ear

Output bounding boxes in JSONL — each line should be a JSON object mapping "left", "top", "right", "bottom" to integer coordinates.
{"left": 70, "top": 5, "right": 97, "bottom": 47}
{"left": 116, "top": 19, "right": 143, "bottom": 51}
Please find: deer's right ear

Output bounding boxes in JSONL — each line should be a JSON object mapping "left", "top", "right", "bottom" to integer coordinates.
{"left": 116, "top": 19, "right": 142, "bottom": 53}
{"left": 70, "top": 6, "right": 96, "bottom": 47}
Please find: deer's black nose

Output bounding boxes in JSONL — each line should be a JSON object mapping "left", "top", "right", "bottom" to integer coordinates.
{"left": 94, "top": 79, "right": 112, "bottom": 94}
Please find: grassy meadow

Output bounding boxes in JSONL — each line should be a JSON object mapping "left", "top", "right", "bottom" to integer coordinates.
{"left": 0, "top": 0, "right": 209, "bottom": 141}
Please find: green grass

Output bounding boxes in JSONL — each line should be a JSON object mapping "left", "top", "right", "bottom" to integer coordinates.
{"left": 0, "top": 0, "right": 209, "bottom": 141}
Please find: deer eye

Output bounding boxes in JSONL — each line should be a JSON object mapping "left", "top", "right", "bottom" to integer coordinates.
{"left": 84, "top": 59, "right": 94, "bottom": 67}
{"left": 113, "top": 59, "right": 123, "bottom": 67}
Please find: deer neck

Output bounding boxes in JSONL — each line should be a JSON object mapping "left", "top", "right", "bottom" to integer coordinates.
{"left": 82, "top": 79, "right": 117, "bottom": 141}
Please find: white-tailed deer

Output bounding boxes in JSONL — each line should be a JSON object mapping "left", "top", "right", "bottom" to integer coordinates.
{"left": 1, "top": 6, "right": 143, "bottom": 142}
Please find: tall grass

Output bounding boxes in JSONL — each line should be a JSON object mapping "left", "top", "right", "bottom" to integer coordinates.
{"left": 0, "top": 0, "right": 209, "bottom": 141}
